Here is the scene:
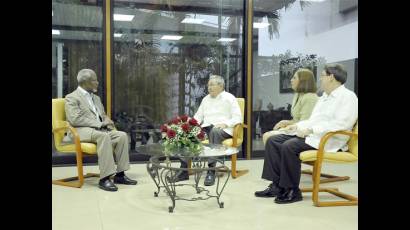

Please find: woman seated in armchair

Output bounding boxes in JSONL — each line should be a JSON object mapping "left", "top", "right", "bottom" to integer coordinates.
{"left": 262, "top": 68, "right": 318, "bottom": 145}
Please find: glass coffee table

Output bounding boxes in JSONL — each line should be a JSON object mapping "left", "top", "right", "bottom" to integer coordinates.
{"left": 137, "top": 143, "right": 238, "bottom": 213}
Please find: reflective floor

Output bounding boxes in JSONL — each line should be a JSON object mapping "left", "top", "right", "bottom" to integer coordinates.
{"left": 52, "top": 159, "right": 358, "bottom": 230}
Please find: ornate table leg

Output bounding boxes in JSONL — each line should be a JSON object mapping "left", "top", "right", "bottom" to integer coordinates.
{"left": 160, "top": 168, "right": 177, "bottom": 213}
{"left": 146, "top": 160, "right": 161, "bottom": 196}
{"left": 215, "top": 164, "right": 231, "bottom": 208}
{"left": 192, "top": 158, "right": 206, "bottom": 194}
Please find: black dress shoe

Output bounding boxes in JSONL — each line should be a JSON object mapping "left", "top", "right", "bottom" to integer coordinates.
{"left": 204, "top": 171, "right": 215, "bottom": 186}
{"left": 113, "top": 175, "right": 138, "bottom": 185}
{"left": 167, "top": 171, "right": 189, "bottom": 183}
{"left": 98, "top": 179, "right": 118, "bottom": 192}
{"left": 255, "top": 182, "right": 281, "bottom": 197}
{"left": 274, "top": 188, "right": 303, "bottom": 204}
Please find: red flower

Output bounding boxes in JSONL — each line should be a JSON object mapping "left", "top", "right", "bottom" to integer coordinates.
{"left": 181, "top": 123, "right": 190, "bottom": 133}
{"left": 167, "top": 129, "right": 176, "bottom": 138}
{"left": 189, "top": 118, "right": 199, "bottom": 126}
{"left": 160, "top": 125, "right": 168, "bottom": 133}
{"left": 171, "top": 117, "right": 180, "bottom": 125}
{"left": 180, "top": 114, "right": 188, "bottom": 122}
{"left": 197, "top": 131, "right": 205, "bottom": 140}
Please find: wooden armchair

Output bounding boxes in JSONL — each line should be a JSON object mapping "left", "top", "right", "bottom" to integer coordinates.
{"left": 300, "top": 122, "right": 358, "bottom": 207}
{"left": 52, "top": 98, "right": 99, "bottom": 188}
{"left": 201, "top": 98, "right": 248, "bottom": 178}
{"left": 221, "top": 98, "right": 248, "bottom": 178}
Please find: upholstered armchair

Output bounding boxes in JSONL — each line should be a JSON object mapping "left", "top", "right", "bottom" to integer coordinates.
{"left": 52, "top": 98, "right": 99, "bottom": 188}
{"left": 300, "top": 122, "right": 358, "bottom": 207}
{"left": 201, "top": 98, "right": 248, "bottom": 178}
{"left": 221, "top": 98, "right": 249, "bottom": 178}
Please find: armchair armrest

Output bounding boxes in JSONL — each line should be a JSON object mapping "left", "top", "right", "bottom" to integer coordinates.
{"left": 52, "top": 120, "right": 69, "bottom": 132}
{"left": 232, "top": 123, "right": 246, "bottom": 147}
{"left": 314, "top": 130, "right": 358, "bottom": 166}
{"left": 52, "top": 121, "right": 81, "bottom": 147}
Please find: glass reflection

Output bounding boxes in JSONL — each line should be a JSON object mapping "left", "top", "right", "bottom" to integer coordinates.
{"left": 52, "top": 0, "right": 104, "bottom": 100}
{"left": 252, "top": 0, "right": 358, "bottom": 153}
{"left": 112, "top": 0, "right": 245, "bottom": 151}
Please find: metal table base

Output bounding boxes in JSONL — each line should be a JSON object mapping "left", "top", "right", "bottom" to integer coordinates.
{"left": 147, "top": 156, "right": 230, "bottom": 213}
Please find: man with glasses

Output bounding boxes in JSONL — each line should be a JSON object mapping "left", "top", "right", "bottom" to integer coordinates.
{"left": 169, "top": 75, "right": 242, "bottom": 186}
{"left": 255, "top": 64, "right": 358, "bottom": 204}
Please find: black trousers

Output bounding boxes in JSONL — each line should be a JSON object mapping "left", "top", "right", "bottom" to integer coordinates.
{"left": 261, "top": 134, "right": 315, "bottom": 189}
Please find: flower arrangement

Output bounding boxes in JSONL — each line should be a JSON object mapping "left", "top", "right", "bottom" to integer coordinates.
{"left": 160, "top": 115, "right": 206, "bottom": 156}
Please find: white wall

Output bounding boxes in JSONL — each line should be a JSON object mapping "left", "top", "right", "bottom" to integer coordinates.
{"left": 253, "top": 0, "right": 358, "bottom": 109}
{"left": 304, "top": 21, "right": 357, "bottom": 63}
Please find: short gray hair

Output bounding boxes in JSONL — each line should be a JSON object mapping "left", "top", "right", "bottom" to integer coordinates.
{"left": 209, "top": 75, "right": 225, "bottom": 88}
{"left": 77, "top": 69, "right": 96, "bottom": 84}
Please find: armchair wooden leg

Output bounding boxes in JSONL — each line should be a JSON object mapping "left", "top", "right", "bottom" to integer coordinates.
{"left": 302, "top": 169, "right": 350, "bottom": 184}
{"left": 52, "top": 178, "right": 84, "bottom": 188}
{"left": 301, "top": 163, "right": 358, "bottom": 207}
{"left": 301, "top": 187, "right": 358, "bottom": 207}
{"left": 219, "top": 153, "right": 249, "bottom": 179}
{"left": 52, "top": 174, "right": 100, "bottom": 188}
{"left": 301, "top": 187, "right": 339, "bottom": 192}
{"left": 187, "top": 159, "right": 193, "bottom": 175}
{"left": 52, "top": 149, "right": 99, "bottom": 188}
{"left": 52, "top": 172, "right": 100, "bottom": 188}
{"left": 187, "top": 152, "right": 249, "bottom": 178}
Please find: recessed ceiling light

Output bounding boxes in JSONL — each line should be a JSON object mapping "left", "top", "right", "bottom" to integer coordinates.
{"left": 181, "top": 18, "right": 205, "bottom": 24}
{"left": 217, "top": 38, "right": 236, "bottom": 42}
{"left": 114, "top": 33, "right": 123, "bottom": 38}
{"left": 52, "top": 30, "right": 60, "bottom": 35}
{"left": 161, "top": 35, "right": 183, "bottom": 40}
{"left": 301, "top": 0, "right": 325, "bottom": 2}
{"left": 113, "top": 14, "right": 134, "bottom": 21}
{"left": 253, "top": 22, "right": 270, "bottom": 28}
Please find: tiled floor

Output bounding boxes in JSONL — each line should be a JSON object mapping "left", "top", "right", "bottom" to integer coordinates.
{"left": 52, "top": 159, "right": 358, "bottom": 230}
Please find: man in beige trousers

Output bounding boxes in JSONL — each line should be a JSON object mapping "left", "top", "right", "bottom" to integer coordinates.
{"left": 64, "top": 69, "right": 137, "bottom": 192}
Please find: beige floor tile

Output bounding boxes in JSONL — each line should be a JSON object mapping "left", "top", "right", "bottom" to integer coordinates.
{"left": 53, "top": 159, "right": 358, "bottom": 230}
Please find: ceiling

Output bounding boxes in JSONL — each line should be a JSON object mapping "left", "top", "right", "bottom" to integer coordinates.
{"left": 52, "top": 0, "right": 294, "bottom": 42}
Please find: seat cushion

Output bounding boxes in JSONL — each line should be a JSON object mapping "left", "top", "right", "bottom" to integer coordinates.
{"left": 202, "top": 139, "right": 243, "bottom": 147}
{"left": 222, "top": 138, "right": 243, "bottom": 147}
{"left": 55, "top": 142, "right": 97, "bottom": 154}
{"left": 300, "top": 150, "right": 358, "bottom": 163}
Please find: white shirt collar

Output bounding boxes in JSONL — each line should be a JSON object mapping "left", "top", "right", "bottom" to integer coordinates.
{"left": 78, "top": 86, "right": 92, "bottom": 97}
{"left": 323, "top": 85, "right": 345, "bottom": 98}
{"left": 210, "top": 90, "right": 225, "bottom": 99}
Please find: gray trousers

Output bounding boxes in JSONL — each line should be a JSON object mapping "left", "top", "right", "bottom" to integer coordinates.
{"left": 80, "top": 129, "right": 130, "bottom": 179}
{"left": 205, "top": 126, "right": 232, "bottom": 167}
{"left": 180, "top": 126, "right": 231, "bottom": 168}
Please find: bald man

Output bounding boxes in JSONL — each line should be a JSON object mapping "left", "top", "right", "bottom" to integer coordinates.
{"left": 64, "top": 69, "right": 137, "bottom": 192}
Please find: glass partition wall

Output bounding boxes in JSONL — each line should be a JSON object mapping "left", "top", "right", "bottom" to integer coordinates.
{"left": 111, "top": 0, "right": 245, "bottom": 151}
{"left": 52, "top": 0, "right": 104, "bottom": 102}
{"left": 251, "top": 0, "right": 358, "bottom": 155}
{"left": 52, "top": 0, "right": 358, "bottom": 161}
